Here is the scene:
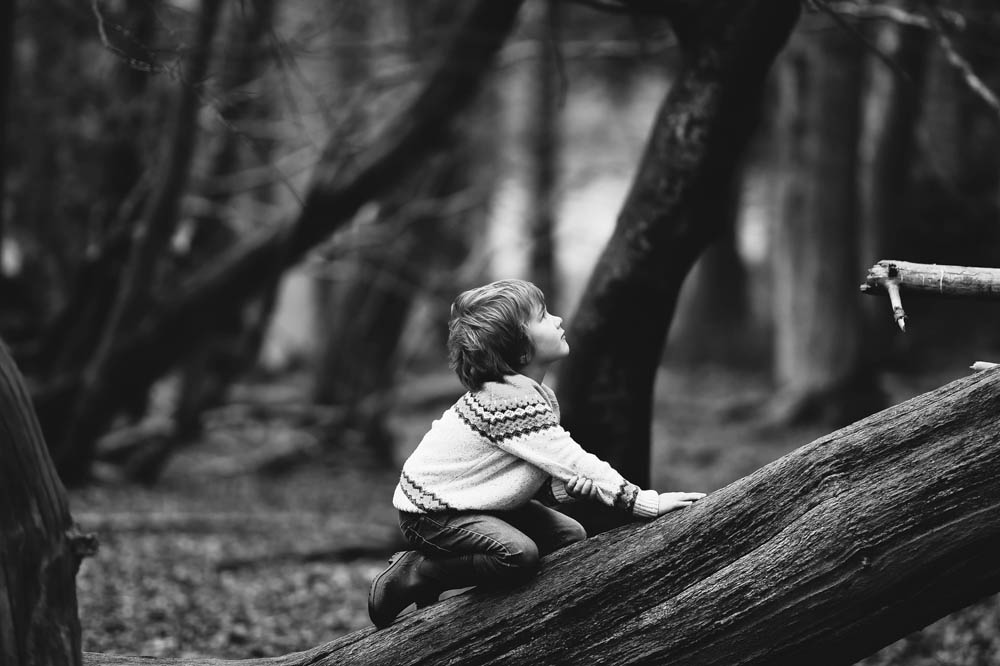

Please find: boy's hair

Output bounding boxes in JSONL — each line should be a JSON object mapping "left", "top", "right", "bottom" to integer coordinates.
{"left": 447, "top": 279, "right": 546, "bottom": 391}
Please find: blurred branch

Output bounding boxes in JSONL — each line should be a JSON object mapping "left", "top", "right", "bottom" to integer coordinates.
{"left": 922, "top": 0, "right": 1000, "bottom": 122}
{"left": 821, "top": 0, "right": 999, "bottom": 121}
{"left": 822, "top": 2, "right": 965, "bottom": 31}
{"left": 812, "top": 0, "right": 914, "bottom": 83}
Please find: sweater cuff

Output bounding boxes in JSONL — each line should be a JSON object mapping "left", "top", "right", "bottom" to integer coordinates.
{"left": 632, "top": 489, "right": 660, "bottom": 520}
{"left": 550, "top": 478, "right": 576, "bottom": 504}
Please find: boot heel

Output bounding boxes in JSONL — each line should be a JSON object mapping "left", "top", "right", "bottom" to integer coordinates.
{"left": 368, "top": 551, "right": 426, "bottom": 629}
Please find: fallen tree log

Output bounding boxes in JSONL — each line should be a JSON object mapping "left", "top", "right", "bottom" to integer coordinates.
{"left": 84, "top": 366, "right": 1000, "bottom": 665}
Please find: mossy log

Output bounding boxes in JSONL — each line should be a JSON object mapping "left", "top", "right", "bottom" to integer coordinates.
{"left": 84, "top": 366, "right": 1000, "bottom": 665}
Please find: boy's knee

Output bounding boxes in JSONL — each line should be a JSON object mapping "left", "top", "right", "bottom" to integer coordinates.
{"left": 500, "top": 540, "right": 540, "bottom": 579}
{"left": 562, "top": 522, "right": 587, "bottom": 547}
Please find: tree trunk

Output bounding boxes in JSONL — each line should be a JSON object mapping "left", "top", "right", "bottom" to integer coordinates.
{"left": 768, "top": 14, "right": 883, "bottom": 427}
{"left": 0, "top": 0, "right": 13, "bottom": 258}
{"left": 35, "top": 0, "right": 158, "bottom": 379}
{"left": 170, "top": 0, "right": 279, "bottom": 450}
{"left": 662, "top": 171, "right": 750, "bottom": 366}
{"left": 0, "top": 339, "right": 84, "bottom": 666}
{"left": 53, "top": 0, "right": 226, "bottom": 484}
{"left": 556, "top": 0, "right": 800, "bottom": 529}
{"left": 312, "top": 2, "right": 496, "bottom": 462}
{"left": 83, "top": 366, "right": 1000, "bottom": 665}
{"left": 526, "top": 0, "right": 560, "bottom": 302}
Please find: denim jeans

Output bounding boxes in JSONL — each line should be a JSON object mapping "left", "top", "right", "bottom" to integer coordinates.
{"left": 398, "top": 500, "right": 587, "bottom": 590}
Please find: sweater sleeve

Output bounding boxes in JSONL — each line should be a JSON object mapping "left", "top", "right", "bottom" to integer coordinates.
{"left": 480, "top": 392, "right": 659, "bottom": 519}
{"left": 534, "top": 476, "right": 578, "bottom": 507}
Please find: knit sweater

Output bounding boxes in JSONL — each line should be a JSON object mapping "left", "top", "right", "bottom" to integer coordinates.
{"left": 392, "top": 373, "right": 660, "bottom": 520}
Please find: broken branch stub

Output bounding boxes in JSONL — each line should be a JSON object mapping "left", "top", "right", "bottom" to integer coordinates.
{"left": 860, "top": 259, "right": 1000, "bottom": 331}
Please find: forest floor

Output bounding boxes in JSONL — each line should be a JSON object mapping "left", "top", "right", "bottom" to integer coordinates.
{"left": 71, "top": 359, "right": 1000, "bottom": 665}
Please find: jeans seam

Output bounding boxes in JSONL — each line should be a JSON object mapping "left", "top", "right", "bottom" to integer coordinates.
{"left": 403, "top": 522, "right": 453, "bottom": 556}
{"left": 418, "top": 515, "right": 514, "bottom": 559}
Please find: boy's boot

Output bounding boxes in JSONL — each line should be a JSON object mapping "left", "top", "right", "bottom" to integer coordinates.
{"left": 368, "top": 551, "right": 442, "bottom": 629}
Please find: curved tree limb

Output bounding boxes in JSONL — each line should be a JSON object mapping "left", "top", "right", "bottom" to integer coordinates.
{"left": 82, "top": 367, "right": 1000, "bottom": 665}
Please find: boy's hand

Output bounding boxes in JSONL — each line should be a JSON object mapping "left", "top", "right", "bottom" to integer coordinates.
{"left": 657, "top": 492, "right": 706, "bottom": 515}
{"left": 566, "top": 475, "right": 600, "bottom": 500}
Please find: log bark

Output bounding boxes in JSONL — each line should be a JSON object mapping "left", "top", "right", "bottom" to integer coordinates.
{"left": 82, "top": 366, "right": 1000, "bottom": 665}
{"left": 0, "top": 340, "right": 83, "bottom": 666}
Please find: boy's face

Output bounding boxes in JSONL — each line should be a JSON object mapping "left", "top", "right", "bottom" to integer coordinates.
{"left": 524, "top": 306, "right": 570, "bottom": 365}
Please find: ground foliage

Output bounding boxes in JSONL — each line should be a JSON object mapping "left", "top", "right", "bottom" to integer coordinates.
{"left": 71, "top": 364, "right": 1000, "bottom": 664}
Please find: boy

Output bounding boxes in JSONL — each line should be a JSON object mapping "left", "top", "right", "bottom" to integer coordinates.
{"left": 368, "top": 279, "right": 704, "bottom": 628}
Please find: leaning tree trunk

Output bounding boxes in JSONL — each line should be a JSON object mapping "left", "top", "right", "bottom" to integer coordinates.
{"left": 557, "top": 0, "right": 801, "bottom": 530}
{"left": 83, "top": 365, "right": 1000, "bottom": 666}
{"left": 526, "top": 0, "right": 560, "bottom": 302}
{"left": 0, "top": 339, "right": 84, "bottom": 666}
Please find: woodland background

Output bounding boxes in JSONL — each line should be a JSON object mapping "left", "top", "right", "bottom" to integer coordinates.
{"left": 2, "top": 0, "right": 1000, "bottom": 663}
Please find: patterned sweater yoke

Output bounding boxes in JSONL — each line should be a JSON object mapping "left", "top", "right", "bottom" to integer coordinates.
{"left": 392, "top": 374, "right": 660, "bottom": 519}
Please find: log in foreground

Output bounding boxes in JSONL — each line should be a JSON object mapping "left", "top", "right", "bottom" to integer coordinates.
{"left": 85, "top": 367, "right": 1000, "bottom": 666}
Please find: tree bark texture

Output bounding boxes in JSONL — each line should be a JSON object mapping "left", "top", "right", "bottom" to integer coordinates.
{"left": 0, "top": 340, "right": 82, "bottom": 666}
{"left": 557, "top": 0, "right": 800, "bottom": 496}
{"left": 83, "top": 367, "right": 1000, "bottom": 666}
{"left": 36, "top": 0, "right": 523, "bottom": 483}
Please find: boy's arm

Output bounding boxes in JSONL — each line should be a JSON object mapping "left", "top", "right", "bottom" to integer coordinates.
{"left": 483, "top": 399, "right": 661, "bottom": 519}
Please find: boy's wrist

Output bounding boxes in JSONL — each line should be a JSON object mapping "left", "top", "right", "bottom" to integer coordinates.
{"left": 551, "top": 478, "right": 575, "bottom": 503}
{"left": 632, "top": 489, "right": 660, "bottom": 519}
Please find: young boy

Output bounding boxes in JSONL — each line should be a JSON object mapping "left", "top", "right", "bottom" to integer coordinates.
{"left": 368, "top": 279, "right": 705, "bottom": 628}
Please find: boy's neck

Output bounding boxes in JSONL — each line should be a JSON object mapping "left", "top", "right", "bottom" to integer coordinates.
{"left": 518, "top": 362, "right": 549, "bottom": 385}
